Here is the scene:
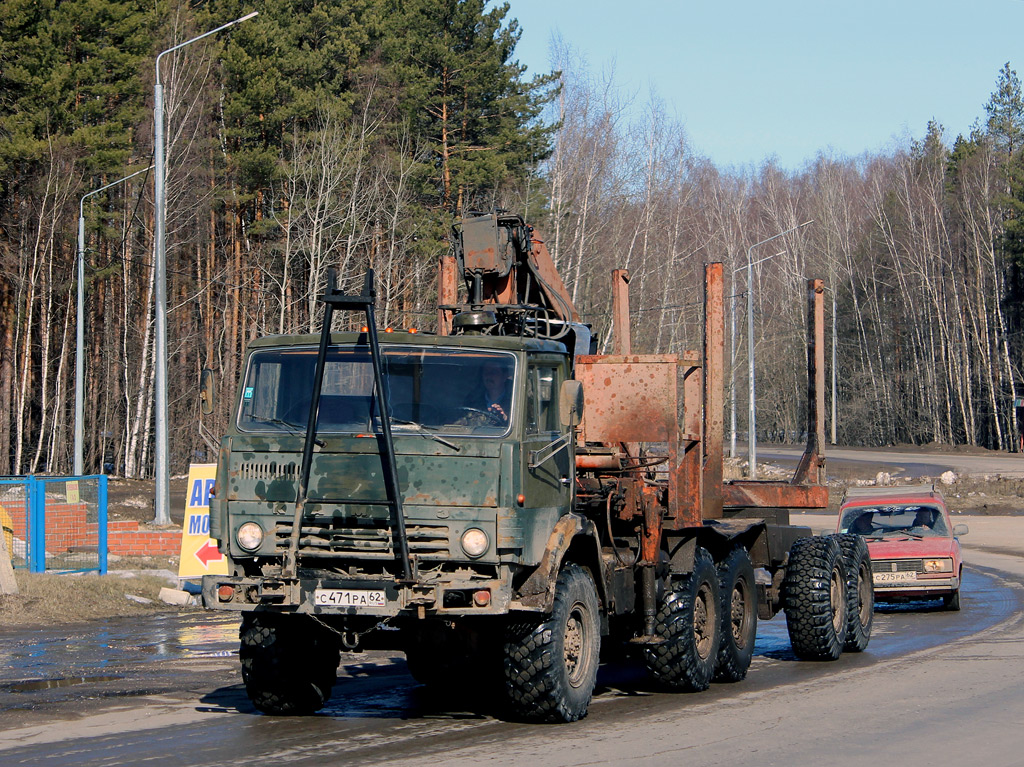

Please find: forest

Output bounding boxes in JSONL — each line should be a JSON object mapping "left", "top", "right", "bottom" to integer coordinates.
{"left": 2, "top": 0, "right": 1024, "bottom": 478}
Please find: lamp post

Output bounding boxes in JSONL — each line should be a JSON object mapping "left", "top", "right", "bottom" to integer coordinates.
{"left": 744, "top": 220, "right": 813, "bottom": 478}
{"left": 153, "top": 10, "right": 258, "bottom": 525}
{"left": 77, "top": 165, "right": 154, "bottom": 476}
{"left": 729, "top": 253, "right": 782, "bottom": 461}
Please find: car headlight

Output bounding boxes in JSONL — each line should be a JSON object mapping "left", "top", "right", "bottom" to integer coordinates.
{"left": 460, "top": 528, "right": 489, "bottom": 558}
{"left": 923, "top": 558, "right": 953, "bottom": 573}
{"left": 236, "top": 522, "right": 264, "bottom": 551}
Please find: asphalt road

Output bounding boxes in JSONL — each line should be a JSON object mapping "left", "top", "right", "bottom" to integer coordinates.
{"left": 1, "top": 539, "right": 1022, "bottom": 766}
{"left": 758, "top": 444, "right": 1024, "bottom": 479}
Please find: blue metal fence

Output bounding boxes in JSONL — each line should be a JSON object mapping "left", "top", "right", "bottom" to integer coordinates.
{"left": 0, "top": 475, "right": 107, "bottom": 574}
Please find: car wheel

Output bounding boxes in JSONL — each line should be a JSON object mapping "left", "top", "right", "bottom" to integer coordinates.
{"left": 783, "top": 536, "right": 848, "bottom": 661}
{"left": 944, "top": 581, "right": 961, "bottom": 611}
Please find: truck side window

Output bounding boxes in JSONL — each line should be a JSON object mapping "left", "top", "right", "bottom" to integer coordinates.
{"left": 526, "top": 365, "right": 559, "bottom": 435}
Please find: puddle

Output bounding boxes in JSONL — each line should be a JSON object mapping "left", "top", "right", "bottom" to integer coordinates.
{"left": 0, "top": 613, "right": 241, "bottom": 682}
{"left": 2, "top": 675, "right": 122, "bottom": 693}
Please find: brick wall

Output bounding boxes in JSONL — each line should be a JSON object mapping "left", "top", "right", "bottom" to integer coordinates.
{"left": 1, "top": 500, "right": 180, "bottom": 559}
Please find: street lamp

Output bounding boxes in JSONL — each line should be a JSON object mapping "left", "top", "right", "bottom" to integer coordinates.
{"left": 729, "top": 252, "right": 782, "bottom": 461}
{"left": 77, "top": 165, "right": 153, "bottom": 476}
{"left": 153, "top": 10, "right": 258, "bottom": 525}
{"left": 744, "top": 220, "right": 813, "bottom": 478}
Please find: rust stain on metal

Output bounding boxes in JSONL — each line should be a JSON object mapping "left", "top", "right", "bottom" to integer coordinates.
{"left": 721, "top": 481, "right": 828, "bottom": 509}
{"left": 576, "top": 355, "right": 679, "bottom": 444}
{"left": 702, "top": 263, "right": 724, "bottom": 520}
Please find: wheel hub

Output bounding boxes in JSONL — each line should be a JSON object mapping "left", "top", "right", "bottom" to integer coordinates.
{"left": 694, "top": 583, "right": 715, "bottom": 659}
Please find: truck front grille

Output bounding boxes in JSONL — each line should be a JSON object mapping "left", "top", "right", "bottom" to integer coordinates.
{"left": 872, "top": 559, "right": 924, "bottom": 573}
{"left": 274, "top": 517, "right": 450, "bottom": 559}
{"left": 238, "top": 460, "right": 299, "bottom": 481}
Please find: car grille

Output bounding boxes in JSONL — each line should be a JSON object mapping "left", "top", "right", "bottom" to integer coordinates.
{"left": 275, "top": 517, "right": 450, "bottom": 559}
{"left": 872, "top": 559, "right": 924, "bottom": 574}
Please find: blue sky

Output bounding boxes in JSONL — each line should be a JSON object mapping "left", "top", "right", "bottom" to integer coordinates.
{"left": 507, "top": 0, "right": 1024, "bottom": 171}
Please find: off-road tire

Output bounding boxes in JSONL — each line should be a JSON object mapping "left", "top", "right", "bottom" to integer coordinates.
{"left": 239, "top": 612, "right": 339, "bottom": 715}
{"left": 503, "top": 564, "right": 601, "bottom": 723}
{"left": 644, "top": 547, "right": 721, "bottom": 691}
{"left": 836, "top": 533, "right": 873, "bottom": 651}
{"left": 714, "top": 546, "right": 757, "bottom": 682}
{"left": 783, "top": 536, "right": 848, "bottom": 661}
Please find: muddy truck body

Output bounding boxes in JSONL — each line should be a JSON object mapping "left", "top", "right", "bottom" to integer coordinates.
{"left": 202, "top": 212, "right": 873, "bottom": 722}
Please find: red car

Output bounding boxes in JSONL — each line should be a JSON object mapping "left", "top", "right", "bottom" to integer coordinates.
{"left": 836, "top": 485, "right": 968, "bottom": 610}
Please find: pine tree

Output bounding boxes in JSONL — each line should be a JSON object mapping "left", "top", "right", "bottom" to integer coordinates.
{"left": 381, "top": 0, "right": 558, "bottom": 218}
{"left": 985, "top": 62, "right": 1024, "bottom": 157}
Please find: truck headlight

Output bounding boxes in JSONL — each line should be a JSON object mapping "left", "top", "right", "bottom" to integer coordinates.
{"left": 236, "top": 522, "right": 264, "bottom": 552}
{"left": 923, "top": 558, "right": 953, "bottom": 573}
{"left": 460, "top": 528, "right": 489, "bottom": 558}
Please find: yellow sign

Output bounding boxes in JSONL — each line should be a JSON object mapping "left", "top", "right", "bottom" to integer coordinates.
{"left": 177, "top": 464, "right": 228, "bottom": 578}
{"left": 0, "top": 505, "right": 13, "bottom": 561}
{"left": 66, "top": 480, "right": 80, "bottom": 505}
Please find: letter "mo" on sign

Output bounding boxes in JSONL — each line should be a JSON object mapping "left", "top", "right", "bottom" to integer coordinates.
{"left": 188, "top": 514, "right": 211, "bottom": 536}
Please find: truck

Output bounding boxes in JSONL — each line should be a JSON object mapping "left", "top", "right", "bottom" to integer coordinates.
{"left": 201, "top": 211, "right": 873, "bottom": 722}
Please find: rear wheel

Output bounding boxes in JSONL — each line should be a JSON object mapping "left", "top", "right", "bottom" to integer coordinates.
{"left": 836, "top": 533, "right": 873, "bottom": 652}
{"left": 644, "top": 547, "right": 721, "bottom": 691}
{"left": 783, "top": 536, "right": 848, "bottom": 660}
{"left": 504, "top": 564, "right": 601, "bottom": 722}
{"left": 714, "top": 547, "right": 757, "bottom": 682}
{"left": 239, "top": 612, "right": 339, "bottom": 715}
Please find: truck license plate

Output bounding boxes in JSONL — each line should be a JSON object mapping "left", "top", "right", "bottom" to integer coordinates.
{"left": 873, "top": 571, "right": 917, "bottom": 585}
{"left": 314, "top": 588, "right": 387, "bottom": 608}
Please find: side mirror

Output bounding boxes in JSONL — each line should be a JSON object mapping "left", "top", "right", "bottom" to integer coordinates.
{"left": 200, "top": 368, "right": 216, "bottom": 416}
{"left": 559, "top": 380, "right": 584, "bottom": 428}
{"left": 952, "top": 523, "right": 969, "bottom": 537}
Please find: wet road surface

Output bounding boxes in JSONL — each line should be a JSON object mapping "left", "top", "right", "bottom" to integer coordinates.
{"left": 0, "top": 565, "right": 1019, "bottom": 766}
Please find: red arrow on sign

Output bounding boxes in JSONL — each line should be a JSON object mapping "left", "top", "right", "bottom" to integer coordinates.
{"left": 194, "top": 540, "right": 225, "bottom": 568}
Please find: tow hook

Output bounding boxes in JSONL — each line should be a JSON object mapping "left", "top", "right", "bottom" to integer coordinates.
{"left": 341, "top": 631, "right": 361, "bottom": 650}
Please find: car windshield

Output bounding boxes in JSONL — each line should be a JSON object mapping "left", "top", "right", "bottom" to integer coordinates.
{"left": 839, "top": 504, "right": 949, "bottom": 538}
{"left": 236, "top": 345, "right": 516, "bottom": 437}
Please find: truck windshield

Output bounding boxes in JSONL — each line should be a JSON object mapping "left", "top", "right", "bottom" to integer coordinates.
{"left": 236, "top": 345, "right": 516, "bottom": 437}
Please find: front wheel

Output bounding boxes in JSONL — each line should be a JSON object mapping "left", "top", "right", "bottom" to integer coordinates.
{"left": 644, "top": 547, "right": 721, "bottom": 691}
{"left": 783, "top": 536, "right": 848, "bottom": 661}
{"left": 504, "top": 564, "right": 601, "bottom": 723}
{"left": 944, "top": 587, "right": 961, "bottom": 611}
{"left": 239, "top": 613, "right": 339, "bottom": 715}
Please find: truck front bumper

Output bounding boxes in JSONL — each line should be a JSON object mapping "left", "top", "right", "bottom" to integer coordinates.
{"left": 202, "top": 573, "right": 512, "bottom": 617}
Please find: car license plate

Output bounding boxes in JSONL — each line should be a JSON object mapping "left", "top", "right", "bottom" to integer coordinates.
{"left": 873, "top": 571, "right": 918, "bottom": 585}
{"left": 314, "top": 588, "right": 387, "bottom": 608}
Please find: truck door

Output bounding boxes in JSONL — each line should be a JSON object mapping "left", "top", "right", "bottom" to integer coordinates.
{"left": 522, "top": 359, "right": 572, "bottom": 510}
